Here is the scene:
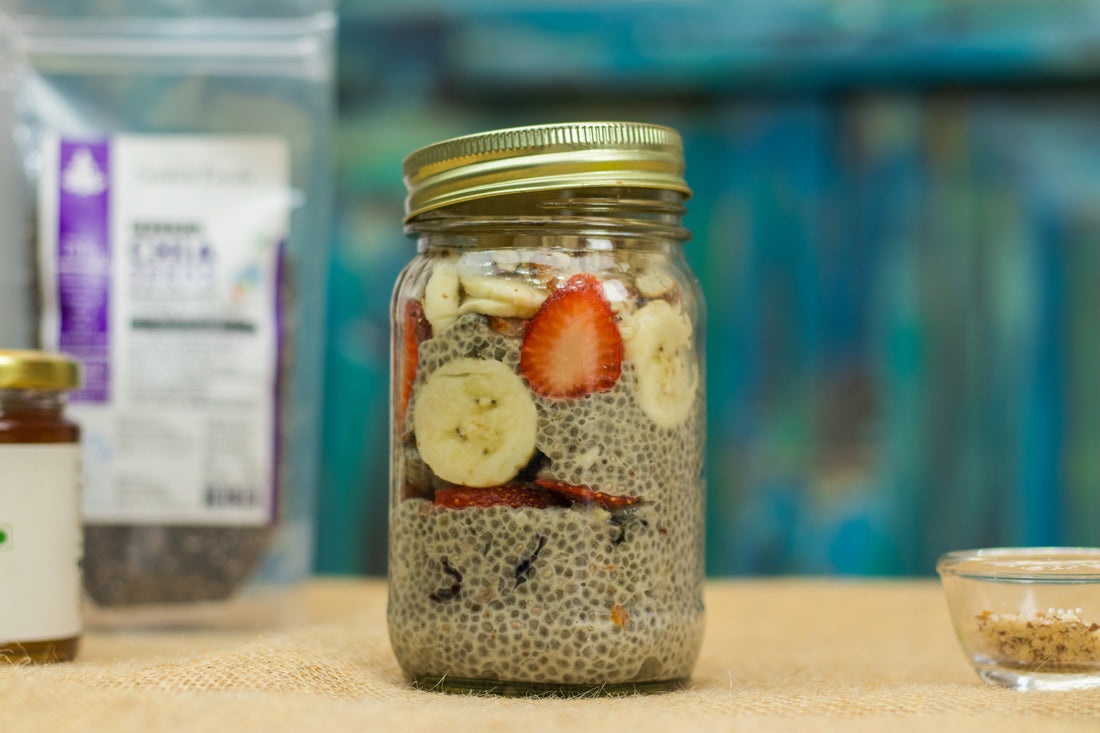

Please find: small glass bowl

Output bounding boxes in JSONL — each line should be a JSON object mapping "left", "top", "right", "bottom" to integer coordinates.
{"left": 937, "top": 547, "right": 1100, "bottom": 690}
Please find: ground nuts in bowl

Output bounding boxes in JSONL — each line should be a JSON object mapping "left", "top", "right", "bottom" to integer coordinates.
{"left": 937, "top": 547, "right": 1100, "bottom": 690}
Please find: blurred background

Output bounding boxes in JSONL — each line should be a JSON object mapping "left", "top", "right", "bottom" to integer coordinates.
{"left": 321, "top": 0, "right": 1100, "bottom": 577}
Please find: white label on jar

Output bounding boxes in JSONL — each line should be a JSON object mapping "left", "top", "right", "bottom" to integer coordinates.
{"left": 0, "top": 444, "right": 82, "bottom": 643}
{"left": 37, "top": 135, "right": 289, "bottom": 525}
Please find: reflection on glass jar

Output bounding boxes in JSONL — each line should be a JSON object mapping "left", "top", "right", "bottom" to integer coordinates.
{"left": 387, "top": 122, "right": 706, "bottom": 695}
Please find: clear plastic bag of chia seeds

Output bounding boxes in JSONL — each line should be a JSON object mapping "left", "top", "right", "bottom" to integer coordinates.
{"left": 0, "top": 9, "right": 33, "bottom": 348}
{"left": 1, "top": 0, "right": 334, "bottom": 627}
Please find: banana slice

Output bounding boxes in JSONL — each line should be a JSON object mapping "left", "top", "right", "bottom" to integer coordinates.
{"left": 459, "top": 274, "right": 547, "bottom": 318}
{"left": 635, "top": 267, "right": 678, "bottom": 299}
{"left": 458, "top": 297, "right": 533, "bottom": 319}
{"left": 423, "top": 261, "right": 460, "bottom": 332}
{"left": 413, "top": 357, "right": 538, "bottom": 487}
{"left": 623, "top": 301, "right": 698, "bottom": 428}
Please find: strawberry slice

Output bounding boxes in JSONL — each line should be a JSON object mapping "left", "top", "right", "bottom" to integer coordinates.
{"left": 533, "top": 479, "right": 640, "bottom": 510}
{"left": 434, "top": 485, "right": 569, "bottom": 509}
{"left": 396, "top": 298, "right": 431, "bottom": 425}
{"left": 519, "top": 273, "right": 623, "bottom": 399}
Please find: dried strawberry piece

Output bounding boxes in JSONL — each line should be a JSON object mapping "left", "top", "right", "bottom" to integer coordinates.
{"left": 533, "top": 479, "right": 640, "bottom": 510}
{"left": 519, "top": 273, "right": 623, "bottom": 399}
{"left": 395, "top": 298, "right": 431, "bottom": 425}
{"left": 434, "top": 484, "right": 569, "bottom": 509}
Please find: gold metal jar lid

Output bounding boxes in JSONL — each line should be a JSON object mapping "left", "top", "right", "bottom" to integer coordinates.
{"left": 0, "top": 350, "right": 81, "bottom": 390}
{"left": 403, "top": 121, "right": 692, "bottom": 221}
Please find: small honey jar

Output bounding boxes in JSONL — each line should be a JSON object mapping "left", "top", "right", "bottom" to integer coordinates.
{"left": 0, "top": 350, "right": 82, "bottom": 662}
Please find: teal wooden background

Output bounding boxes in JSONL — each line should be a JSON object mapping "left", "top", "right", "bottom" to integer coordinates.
{"left": 319, "top": 0, "right": 1100, "bottom": 576}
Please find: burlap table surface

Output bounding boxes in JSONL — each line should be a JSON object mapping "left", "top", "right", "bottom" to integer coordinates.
{"left": 3, "top": 578, "right": 1098, "bottom": 732}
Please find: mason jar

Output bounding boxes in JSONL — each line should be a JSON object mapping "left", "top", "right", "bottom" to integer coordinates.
{"left": 388, "top": 122, "right": 705, "bottom": 695}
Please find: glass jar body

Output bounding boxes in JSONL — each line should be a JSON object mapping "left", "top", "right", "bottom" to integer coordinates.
{"left": 387, "top": 189, "right": 706, "bottom": 695}
{"left": 0, "top": 388, "right": 81, "bottom": 663}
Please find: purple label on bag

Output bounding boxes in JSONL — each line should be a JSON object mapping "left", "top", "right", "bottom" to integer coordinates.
{"left": 57, "top": 140, "right": 111, "bottom": 402}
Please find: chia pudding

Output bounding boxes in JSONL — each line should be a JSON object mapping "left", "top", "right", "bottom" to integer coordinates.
{"left": 388, "top": 248, "right": 705, "bottom": 694}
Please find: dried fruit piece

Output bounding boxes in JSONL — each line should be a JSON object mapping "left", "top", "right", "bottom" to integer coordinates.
{"left": 519, "top": 273, "right": 623, "bottom": 399}
{"left": 395, "top": 298, "right": 431, "bottom": 426}
{"left": 428, "top": 558, "right": 463, "bottom": 603}
{"left": 434, "top": 485, "right": 567, "bottom": 509}
{"left": 610, "top": 603, "right": 629, "bottom": 629}
{"left": 514, "top": 535, "right": 547, "bottom": 588}
{"left": 413, "top": 357, "right": 538, "bottom": 487}
{"left": 487, "top": 316, "right": 529, "bottom": 339}
{"left": 533, "top": 478, "right": 640, "bottom": 510}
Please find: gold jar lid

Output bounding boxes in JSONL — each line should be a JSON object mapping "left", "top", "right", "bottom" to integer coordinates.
{"left": 403, "top": 121, "right": 692, "bottom": 221}
{"left": 0, "top": 350, "right": 81, "bottom": 390}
